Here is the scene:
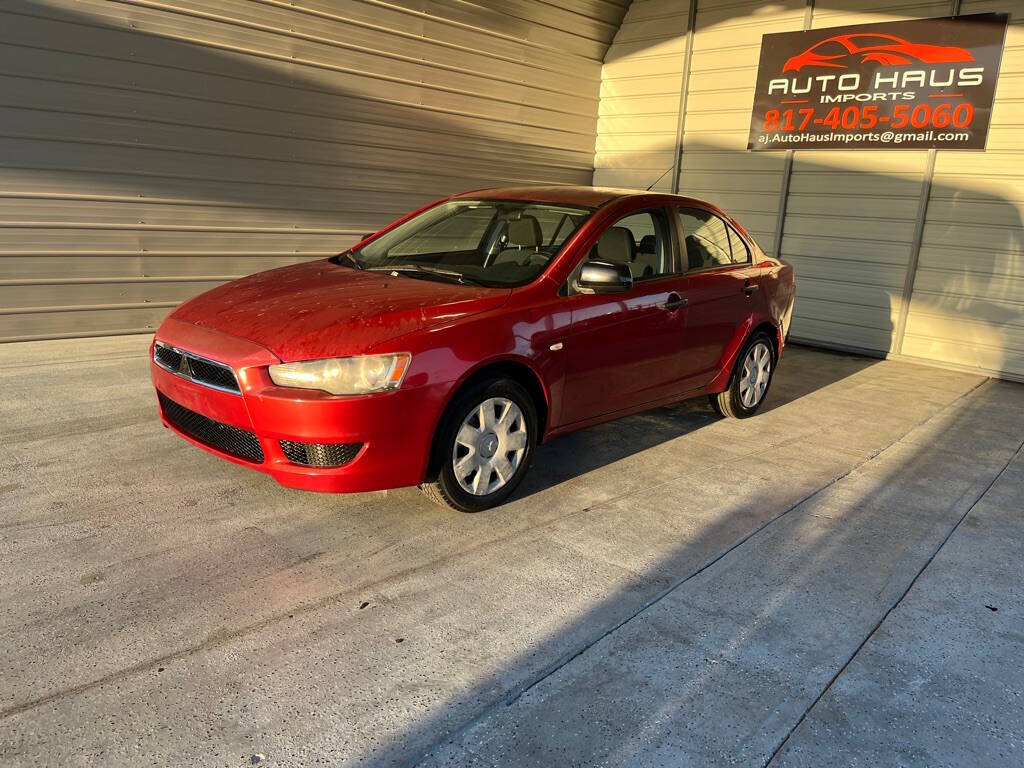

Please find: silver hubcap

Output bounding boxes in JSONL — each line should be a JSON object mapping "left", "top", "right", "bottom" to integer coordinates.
{"left": 739, "top": 342, "right": 772, "bottom": 408}
{"left": 453, "top": 397, "right": 528, "bottom": 496}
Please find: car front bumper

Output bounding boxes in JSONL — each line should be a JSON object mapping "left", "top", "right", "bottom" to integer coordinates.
{"left": 150, "top": 318, "right": 445, "bottom": 493}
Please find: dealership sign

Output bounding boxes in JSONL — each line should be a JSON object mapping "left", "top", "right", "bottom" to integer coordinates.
{"left": 747, "top": 13, "right": 1008, "bottom": 150}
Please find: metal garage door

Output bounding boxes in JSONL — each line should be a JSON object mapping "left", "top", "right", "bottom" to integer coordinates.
{"left": 901, "top": 0, "right": 1024, "bottom": 378}
{"left": 0, "top": 0, "right": 628, "bottom": 342}
{"left": 594, "top": 0, "right": 1024, "bottom": 382}
{"left": 779, "top": 2, "right": 953, "bottom": 357}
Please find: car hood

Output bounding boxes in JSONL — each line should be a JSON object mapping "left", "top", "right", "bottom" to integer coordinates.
{"left": 169, "top": 259, "right": 511, "bottom": 361}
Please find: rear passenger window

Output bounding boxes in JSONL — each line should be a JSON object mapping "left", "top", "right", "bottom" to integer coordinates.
{"left": 677, "top": 208, "right": 748, "bottom": 269}
{"left": 728, "top": 226, "right": 751, "bottom": 264}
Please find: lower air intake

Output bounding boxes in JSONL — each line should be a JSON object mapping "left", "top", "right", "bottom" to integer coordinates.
{"left": 279, "top": 440, "right": 362, "bottom": 468}
{"left": 159, "top": 393, "right": 264, "bottom": 463}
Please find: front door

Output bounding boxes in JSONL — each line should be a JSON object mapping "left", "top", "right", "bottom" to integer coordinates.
{"left": 560, "top": 208, "right": 689, "bottom": 424}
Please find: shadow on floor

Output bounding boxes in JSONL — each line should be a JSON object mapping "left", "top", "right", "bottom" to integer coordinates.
{"left": 516, "top": 344, "right": 879, "bottom": 500}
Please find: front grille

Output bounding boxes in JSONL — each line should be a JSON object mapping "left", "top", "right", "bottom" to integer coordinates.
{"left": 153, "top": 342, "right": 240, "bottom": 394}
{"left": 159, "top": 393, "right": 264, "bottom": 463}
{"left": 280, "top": 440, "right": 362, "bottom": 467}
{"left": 154, "top": 344, "right": 183, "bottom": 371}
{"left": 187, "top": 357, "right": 239, "bottom": 391}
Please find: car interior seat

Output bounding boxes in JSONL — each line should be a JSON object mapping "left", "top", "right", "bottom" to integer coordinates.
{"left": 590, "top": 226, "right": 636, "bottom": 272}
{"left": 492, "top": 215, "right": 543, "bottom": 265}
{"left": 685, "top": 235, "right": 712, "bottom": 270}
{"left": 634, "top": 235, "right": 659, "bottom": 279}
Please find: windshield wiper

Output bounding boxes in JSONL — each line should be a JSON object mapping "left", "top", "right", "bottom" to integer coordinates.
{"left": 367, "top": 264, "right": 483, "bottom": 286}
{"left": 331, "top": 250, "right": 363, "bottom": 270}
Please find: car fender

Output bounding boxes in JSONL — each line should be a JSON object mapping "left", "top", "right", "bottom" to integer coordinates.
{"left": 367, "top": 293, "right": 567, "bottom": 479}
{"left": 409, "top": 350, "right": 555, "bottom": 483}
{"left": 442, "top": 351, "right": 552, "bottom": 421}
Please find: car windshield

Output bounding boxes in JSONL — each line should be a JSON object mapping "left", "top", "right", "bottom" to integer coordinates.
{"left": 338, "top": 199, "right": 593, "bottom": 287}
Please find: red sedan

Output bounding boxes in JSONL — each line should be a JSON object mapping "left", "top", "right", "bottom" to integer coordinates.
{"left": 151, "top": 187, "right": 795, "bottom": 511}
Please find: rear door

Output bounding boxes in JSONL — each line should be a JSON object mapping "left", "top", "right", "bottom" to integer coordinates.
{"left": 675, "top": 206, "right": 766, "bottom": 390}
{"left": 560, "top": 208, "right": 690, "bottom": 424}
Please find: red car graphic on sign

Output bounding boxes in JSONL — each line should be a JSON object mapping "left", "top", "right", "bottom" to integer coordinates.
{"left": 783, "top": 33, "right": 973, "bottom": 72}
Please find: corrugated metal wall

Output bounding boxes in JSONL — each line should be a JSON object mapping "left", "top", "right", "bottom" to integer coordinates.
{"left": 592, "top": 0, "right": 687, "bottom": 191}
{"left": 903, "top": 0, "right": 1024, "bottom": 377}
{"left": 678, "top": 0, "right": 806, "bottom": 259}
{"left": 595, "top": 0, "right": 1024, "bottom": 381}
{"left": 781, "top": 1, "right": 949, "bottom": 355}
{"left": 0, "top": 0, "right": 628, "bottom": 342}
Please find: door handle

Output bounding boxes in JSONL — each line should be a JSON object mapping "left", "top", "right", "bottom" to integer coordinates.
{"left": 743, "top": 282, "right": 760, "bottom": 296}
{"left": 663, "top": 293, "right": 688, "bottom": 311}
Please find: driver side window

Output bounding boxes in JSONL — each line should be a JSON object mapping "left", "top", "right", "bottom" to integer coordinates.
{"left": 582, "top": 208, "right": 676, "bottom": 282}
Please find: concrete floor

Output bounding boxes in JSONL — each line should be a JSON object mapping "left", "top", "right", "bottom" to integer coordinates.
{"left": 1, "top": 336, "right": 1021, "bottom": 767}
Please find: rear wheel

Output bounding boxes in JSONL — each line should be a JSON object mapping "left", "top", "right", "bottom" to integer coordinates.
{"left": 709, "top": 332, "right": 775, "bottom": 419}
{"left": 420, "top": 378, "right": 537, "bottom": 512}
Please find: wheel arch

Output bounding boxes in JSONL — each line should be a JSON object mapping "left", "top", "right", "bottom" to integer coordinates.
{"left": 423, "top": 356, "right": 550, "bottom": 482}
{"left": 752, "top": 320, "right": 782, "bottom": 357}
{"left": 707, "top": 319, "right": 782, "bottom": 394}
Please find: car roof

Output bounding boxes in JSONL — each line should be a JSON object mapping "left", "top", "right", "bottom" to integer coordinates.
{"left": 450, "top": 185, "right": 712, "bottom": 210}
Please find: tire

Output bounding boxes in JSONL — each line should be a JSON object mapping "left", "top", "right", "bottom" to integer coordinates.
{"left": 420, "top": 378, "right": 538, "bottom": 512}
{"left": 709, "top": 332, "right": 776, "bottom": 419}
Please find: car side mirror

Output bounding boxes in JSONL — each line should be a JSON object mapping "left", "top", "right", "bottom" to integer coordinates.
{"left": 578, "top": 261, "right": 633, "bottom": 293}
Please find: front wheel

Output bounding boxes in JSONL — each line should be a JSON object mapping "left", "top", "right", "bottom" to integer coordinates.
{"left": 420, "top": 378, "right": 537, "bottom": 512}
{"left": 709, "top": 333, "right": 776, "bottom": 419}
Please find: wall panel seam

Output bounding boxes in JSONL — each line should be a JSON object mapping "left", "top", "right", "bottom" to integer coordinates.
{"left": 772, "top": 0, "right": 816, "bottom": 259}
{"left": 893, "top": 0, "right": 962, "bottom": 353}
{"left": 670, "top": 0, "right": 697, "bottom": 193}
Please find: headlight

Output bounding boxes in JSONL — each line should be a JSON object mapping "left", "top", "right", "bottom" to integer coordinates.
{"left": 268, "top": 353, "right": 411, "bottom": 395}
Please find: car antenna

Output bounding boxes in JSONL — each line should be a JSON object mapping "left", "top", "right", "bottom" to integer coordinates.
{"left": 646, "top": 165, "right": 675, "bottom": 191}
